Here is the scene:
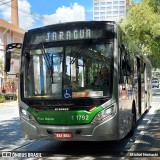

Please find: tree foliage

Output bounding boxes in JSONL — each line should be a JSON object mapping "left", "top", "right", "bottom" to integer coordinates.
{"left": 120, "top": 0, "right": 160, "bottom": 68}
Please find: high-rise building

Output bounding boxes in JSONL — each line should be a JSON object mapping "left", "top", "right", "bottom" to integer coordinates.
{"left": 93, "top": 0, "right": 131, "bottom": 21}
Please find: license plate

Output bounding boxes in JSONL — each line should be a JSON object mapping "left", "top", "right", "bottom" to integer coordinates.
{"left": 55, "top": 132, "right": 73, "bottom": 139}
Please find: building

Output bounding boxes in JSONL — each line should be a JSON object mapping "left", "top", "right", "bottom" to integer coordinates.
{"left": 0, "top": 0, "right": 25, "bottom": 93}
{"left": 93, "top": 0, "right": 132, "bottom": 21}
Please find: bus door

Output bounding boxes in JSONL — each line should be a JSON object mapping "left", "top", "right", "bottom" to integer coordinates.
{"left": 137, "top": 57, "right": 146, "bottom": 115}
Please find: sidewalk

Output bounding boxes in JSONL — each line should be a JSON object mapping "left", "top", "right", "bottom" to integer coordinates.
{"left": 0, "top": 101, "right": 18, "bottom": 107}
{"left": 0, "top": 100, "right": 31, "bottom": 152}
{"left": 148, "top": 109, "right": 160, "bottom": 152}
{"left": 132, "top": 109, "right": 160, "bottom": 151}
{"left": 128, "top": 102, "right": 160, "bottom": 159}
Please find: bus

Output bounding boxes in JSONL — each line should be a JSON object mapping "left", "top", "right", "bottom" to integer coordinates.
{"left": 4, "top": 21, "right": 152, "bottom": 141}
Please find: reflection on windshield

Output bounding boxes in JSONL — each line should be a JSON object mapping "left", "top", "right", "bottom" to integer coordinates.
{"left": 23, "top": 42, "right": 113, "bottom": 99}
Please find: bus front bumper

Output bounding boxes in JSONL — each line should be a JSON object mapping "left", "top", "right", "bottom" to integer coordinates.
{"left": 20, "top": 116, "right": 119, "bottom": 141}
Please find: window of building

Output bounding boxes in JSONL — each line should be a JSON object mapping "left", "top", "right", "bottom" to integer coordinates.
{"left": 100, "top": 12, "right": 105, "bottom": 15}
{"left": 94, "top": 2, "right": 99, "bottom": 6}
{"left": 107, "top": 2, "right": 112, "bottom": 5}
{"left": 120, "top": 10, "right": 125, "bottom": 14}
{"left": 94, "top": 12, "right": 99, "bottom": 15}
{"left": 107, "top": 6, "right": 112, "bottom": 9}
{"left": 113, "top": 6, "right": 118, "bottom": 9}
{"left": 113, "top": 11, "right": 118, "bottom": 14}
{"left": 100, "top": 16, "right": 105, "bottom": 20}
{"left": 94, "top": 7, "right": 99, "bottom": 10}
{"left": 94, "top": 17, "right": 99, "bottom": 20}
{"left": 113, "top": 1, "right": 118, "bottom": 4}
{"left": 119, "top": 1, "right": 125, "bottom": 4}
{"left": 119, "top": 6, "right": 125, "bottom": 9}
{"left": 100, "top": 7, "right": 105, "bottom": 10}
{"left": 100, "top": 2, "right": 105, "bottom": 5}
{"left": 107, "top": 11, "right": 112, "bottom": 14}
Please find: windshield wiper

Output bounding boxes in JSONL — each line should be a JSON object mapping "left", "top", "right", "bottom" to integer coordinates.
{"left": 40, "top": 43, "right": 54, "bottom": 83}
{"left": 40, "top": 43, "right": 51, "bottom": 69}
{"left": 70, "top": 40, "right": 91, "bottom": 64}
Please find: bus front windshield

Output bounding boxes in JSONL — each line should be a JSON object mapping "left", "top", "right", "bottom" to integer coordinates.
{"left": 23, "top": 41, "right": 113, "bottom": 99}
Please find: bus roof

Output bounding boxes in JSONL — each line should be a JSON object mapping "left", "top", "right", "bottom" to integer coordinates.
{"left": 27, "top": 21, "right": 117, "bottom": 33}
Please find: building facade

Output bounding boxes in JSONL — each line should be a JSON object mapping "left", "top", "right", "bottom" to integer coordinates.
{"left": 93, "top": 0, "right": 131, "bottom": 21}
{"left": 0, "top": 0, "right": 25, "bottom": 94}
{"left": 0, "top": 19, "right": 25, "bottom": 93}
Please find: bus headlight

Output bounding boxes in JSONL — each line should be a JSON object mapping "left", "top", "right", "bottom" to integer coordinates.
{"left": 105, "top": 107, "right": 113, "bottom": 115}
{"left": 92, "top": 105, "right": 114, "bottom": 123}
{"left": 20, "top": 108, "right": 37, "bottom": 124}
{"left": 20, "top": 108, "right": 28, "bottom": 117}
{"left": 21, "top": 108, "right": 27, "bottom": 116}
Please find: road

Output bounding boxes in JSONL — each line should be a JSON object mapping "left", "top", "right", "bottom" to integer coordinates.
{"left": 0, "top": 101, "right": 33, "bottom": 152}
{"left": 0, "top": 90, "right": 160, "bottom": 159}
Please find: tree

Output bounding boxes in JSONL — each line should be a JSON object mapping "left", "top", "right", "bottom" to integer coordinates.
{"left": 120, "top": 0, "right": 160, "bottom": 68}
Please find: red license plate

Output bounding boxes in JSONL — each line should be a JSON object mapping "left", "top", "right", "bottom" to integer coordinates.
{"left": 55, "top": 132, "right": 73, "bottom": 139}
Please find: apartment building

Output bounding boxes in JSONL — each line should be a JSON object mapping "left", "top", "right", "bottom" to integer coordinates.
{"left": 93, "top": 0, "right": 130, "bottom": 21}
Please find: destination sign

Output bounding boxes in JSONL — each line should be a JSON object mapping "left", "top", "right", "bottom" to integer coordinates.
{"left": 29, "top": 28, "right": 112, "bottom": 44}
{"left": 46, "top": 29, "right": 91, "bottom": 41}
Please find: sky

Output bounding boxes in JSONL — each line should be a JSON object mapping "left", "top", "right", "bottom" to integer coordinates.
{"left": 0, "top": 0, "right": 140, "bottom": 31}
{"left": 0, "top": 0, "right": 93, "bottom": 30}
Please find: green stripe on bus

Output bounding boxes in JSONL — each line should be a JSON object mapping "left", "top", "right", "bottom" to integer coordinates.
{"left": 27, "top": 106, "right": 103, "bottom": 125}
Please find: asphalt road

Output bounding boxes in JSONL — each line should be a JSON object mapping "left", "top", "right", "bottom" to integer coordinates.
{"left": 0, "top": 101, "right": 33, "bottom": 152}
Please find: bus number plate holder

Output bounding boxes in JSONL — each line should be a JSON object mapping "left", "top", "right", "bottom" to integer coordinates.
{"left": 55, "top": 132, "right": 73, "bottom": 139}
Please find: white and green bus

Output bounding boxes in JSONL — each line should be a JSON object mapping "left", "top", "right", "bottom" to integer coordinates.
{"left": 5, "top": 21, "right": 152, "bottom": 141}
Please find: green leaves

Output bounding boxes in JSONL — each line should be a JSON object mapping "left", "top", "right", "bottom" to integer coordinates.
{"left": 120, "top": 0, "right": 160, "bottom": 68}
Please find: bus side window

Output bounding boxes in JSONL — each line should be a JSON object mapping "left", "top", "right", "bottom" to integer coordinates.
{"left": 122, "top": 59, "right": 131, "bottom": 76}
{"left": 119, "top": 45, "right": 132, "bottom": 83}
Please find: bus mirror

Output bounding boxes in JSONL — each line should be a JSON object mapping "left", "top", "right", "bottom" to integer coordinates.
{"left": 4, "top": 43, "right": 22, "bottom": 72}
{"left": 4, "top": 51, "right": 11, "bottom": 72}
